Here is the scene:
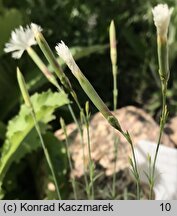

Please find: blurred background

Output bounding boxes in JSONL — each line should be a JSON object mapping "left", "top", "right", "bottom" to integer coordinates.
{"left": 1, "top": 0, "right": 177, "bottom": 199}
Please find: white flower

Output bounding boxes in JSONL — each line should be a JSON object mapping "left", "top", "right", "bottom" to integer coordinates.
{"left": 30, "top": 23, "right": 43, "bottom": 36}
{"left": 55, "top": 41, "right": 79, "bottom": 75}
{"left": 4, "top": 25, "right": 37, "bottom": 59}
{"left": 152, "top": 4, "right": 173, "bottom": 37}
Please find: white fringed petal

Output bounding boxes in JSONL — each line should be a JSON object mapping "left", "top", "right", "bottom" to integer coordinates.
{"left": 152, "top": 4, "right": 173, "bottom": 37}
{"left": 55, "top": 41, "right": 79, "bottom": 75}
{"left": 4, "top": 25, "right": 38, "bottom": 59}
{"left": 30, "top": 23, "right": 43, "bottom": 35}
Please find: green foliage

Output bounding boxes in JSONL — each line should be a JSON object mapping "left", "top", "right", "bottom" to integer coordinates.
{"left": 2, "top": 132, "right": 67, "bottom": 200}
{"left": 0, "top": 2, "right": 23, "bottom": 56}
{"left": 2, "top": 0, "right": 177, "bottom": 117}
{"left": 0, "top": 44, "right": 106, "bottom": 122}
{"left": 1, "top": 0, "right": 177, "bottom": 199}
{"left": 0, "top": 90, "right": 69, "bottom": 192}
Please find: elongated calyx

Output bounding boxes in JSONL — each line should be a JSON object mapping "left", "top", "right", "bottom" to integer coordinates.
{"left": 152, "top": 4, "right": 173, "bottom": 38}
{"left": 56, "top": 41, "right": 121, "bottom": 131}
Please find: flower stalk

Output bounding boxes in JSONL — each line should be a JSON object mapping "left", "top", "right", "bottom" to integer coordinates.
{"left": 32, "top": 24, "right": 84, "bottom": 116}
{"left": 4, "top": 24, "right": 85, "bottom": 158}
{"left": 32, "top": 24, "right": 92, "bottom": 199}
{"left": 85, "top": 101, "right": 95, "bottom": 200}
{"left": 6, "top": 23, "right": 97, "bottom": 200}
{"left": 56, "top": 41, "right": 121, "bottom": 131}
{"left": 17, "top": 68, "right": 61, "bottom": 200}
{"left": 31, "top": 24, "right": 72, "bottom": 93}
{"left": 26, "top": 47, "right": 61, "bottom": 89}
{"left": 149, "top": 4, "right": 172, "bottom": 199}
{"left": 60, "top": 117, "right": 78, "bottom": 200}
{"left": 109, "top": 20, "right": 119, "bottom": 199}
{"left": 56, "top": 41, "right": 141, "bottom": 199}
{"left": 76, "top": 69, "right": 121, "bottom": 131}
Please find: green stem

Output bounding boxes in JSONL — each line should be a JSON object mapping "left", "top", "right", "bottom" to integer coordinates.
{"left": 112, "top": 63, "right": 118, "bottom": 199}
{"left": 57, "top": 91, "right": 89, "bottom": 199}
{"left": 123, "top": 131, "right": 140, "bottom": 200}
{"left": 76, "top": 70, "right": 121, "bottom": 131}
{"left": 35, "top": 33, "right": 72, "bottom": 91}
{"left": 31, "top": 110, "right": 61, "bottom": 200}
{"left": 27, "top": 41, "right": 90, "bottom": 199}
{"left": 27, "top": 47, "right": 61, "bottom": 89}
{"left": 150, "top": 82, "right": 167, "bottom": 199}
{"left": 68, "top": 103, "right": 90, "bottom": 199}
{"left": 80, "top": 130, "right": 90, "bottom": 199}
{"left": 62, "top": 121, "right": 77, "bottom": 200}
{"left": 113, "top": 64, "right": 118, "bottom": 111}
{"left": 149, "top": 35, "right": 169, "bottom": 200}
{"left": 73, "top": 68, "right": 139, "bottom": 199}
{"left": 112, "top": 136, "right": 119, "bottom": 199}
{"left": 85, "top": 119, "right": 94, "bottom": 200}
{"left": 67, "top": 104, "right": 81, "bottom": 134}
{"left": 130, "top": 145, "right": 140, "bottom": 200}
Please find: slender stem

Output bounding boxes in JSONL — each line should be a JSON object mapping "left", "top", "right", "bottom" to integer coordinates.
{"left": 31, "top": 110, "right": 61, "bottom": 200}
{"left": 67, "top": 104, "right": 81, "bottom": 134}
{"left": 113, "top": 64, "right": 118, "bottom": 111}
{"left": 34, "top": 32, "right": 72, "bottom": 92}
{"left": 86, "top": 122, "right": 92, "bottom": 166}
{"left": 112, "top": 64, "right": 118, "bottom": 199}
{"left": 129, "top": 142, "right": 140, "bottom": 200}
{"left": 62, "top": 121, "right": 77, "bottom": 200}
{"left": 112, "top": 136, "right": 119, "bottom": 199}
{"left": 66, "top": 103, "right": 91, "bottom": 199}
{"left": 70, "top": 92, "right": 95, "bottom": 200}
{"left": 27, "top": 40, "right": 90, "bottom": 199}
{"left": 150, "top": 82, "right": 167, "bottom": 199}
{"left": 153, "top": 83, "right": 167, "bottom": 172}
{"left": 80, "top": 129, "right": 90, "bottom": 199}
{"left": 59, "top": 93, "right": 90, "bottom": 199}
{"left": 70, "top": 96, "right": 93, "bottom": 200}
{"left": 122, "top": 131, "right": 140, "bottom": 200}
{"left": 27, "top": 47, "right": 61, "bottom": 89}
{"left": 85, "top": 119, "right": 94, "bottom": 200}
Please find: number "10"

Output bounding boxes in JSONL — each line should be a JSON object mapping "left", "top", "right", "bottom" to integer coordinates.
{"left": 160, "top": 203, "right": 171, "bottom": 211}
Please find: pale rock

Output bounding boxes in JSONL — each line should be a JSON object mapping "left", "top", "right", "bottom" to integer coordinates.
{"left": 55, "top": 106, "right": 173, "bottom": 177}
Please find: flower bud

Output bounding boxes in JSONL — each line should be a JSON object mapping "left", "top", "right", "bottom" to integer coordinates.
{"left": 152, "top": 4, "right": 173, "bottom": 38}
